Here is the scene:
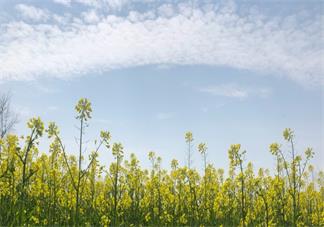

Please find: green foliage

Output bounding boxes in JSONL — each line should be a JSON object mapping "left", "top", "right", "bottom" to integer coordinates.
{"left": 185, "top": 132, "right": 193, "bottom": 144}
{"left": 198, "top": 143, "right": 207, "bottom": 155}
{"left": 283, "top": 128, "right": 294, "bottom": 141}
{"left": 75, "top": 98, "right": 92, "bottom": 121}
{"left": 27, "top": 117, "right": 44, "bottom": 138}
{"left": 100, "top": 130, "right": 111, "bottom": 149}
{"left": 0, "top": 100, "right": 322, "bottom": 226}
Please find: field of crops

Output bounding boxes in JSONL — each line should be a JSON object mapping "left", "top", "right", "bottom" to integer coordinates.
{"left": 0, "top": 98, "right": 322, "bottom": 226}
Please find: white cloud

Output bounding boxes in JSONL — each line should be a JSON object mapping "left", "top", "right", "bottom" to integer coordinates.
{"left": 15, "top": 4, "right": 49, "bottom": 22}
{"left": 53, "top": 0, "right": 100, "bottom": 7}
{"left": 199, "top": 84, "right": 272, "bottom": 99}
{"left": 75, "top": 0, "right": 100, "bottom": 7}
{"left": 105, "top": 0, "right": 130, "bottom": 11}
{"left": 82, "top": 10, "right": 100, "bottom": 23}
{"left": 33, "top": 83, "right": 60, "bottom": 93}
{"left": 0, "top": 2, "right": 322, "bottom": 85}
{"left": 158, "top": 4, "right": 175, "bottom": 18}
{"left": 54, "top": 0, "right": 154, "bottom": 11}
{"left": 199, "top": 84, "right": 248, "bottom": 98}
{"left": 53, "top": 0, "right": 72, "bottom": 6}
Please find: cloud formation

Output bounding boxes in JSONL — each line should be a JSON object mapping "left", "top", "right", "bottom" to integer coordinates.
{"left": 199, "top": 84, "right": 248, "bottom": 98}
{"left": 199, "top": 84, "right": 271, "bottom": 99}
{"left": 15, "top": 4, "right": 49, "bottom": 22}
{"left": 53, "top": 0, "right": 71, "bottom": 6}
{"left": 0, "top": 1, "right": 322, "bottom": 85}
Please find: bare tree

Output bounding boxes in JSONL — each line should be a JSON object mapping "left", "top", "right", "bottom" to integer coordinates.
{"left": 0, "top": 92, "right": 18, "bottom": 138}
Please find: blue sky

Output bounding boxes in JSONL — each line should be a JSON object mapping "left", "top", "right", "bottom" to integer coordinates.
{"left": 0, "top": 0, "right": 323, "bottom": 172}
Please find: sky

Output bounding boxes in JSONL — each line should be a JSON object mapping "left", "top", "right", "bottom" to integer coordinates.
{"left": 0, "top": 0, "right": 323, "bottom": 172}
